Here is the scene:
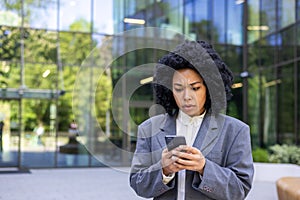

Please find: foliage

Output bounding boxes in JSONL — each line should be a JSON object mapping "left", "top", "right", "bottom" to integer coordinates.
{"left": 269, "top": 144, "right": 300, "bottom": 165}
{"left": 0, "top": 18, "right": 112, "bottom": 131}
{"left": 0, "top": 0, "right": 56, "bottom": 22}
{"left": 95, "top": 73, "right": 112, "bottom": 128}
{"left": 252, "top": 148, "right": 269, "bottom": 163}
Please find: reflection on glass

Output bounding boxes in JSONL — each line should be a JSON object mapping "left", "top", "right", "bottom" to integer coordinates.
{"left": 248, "top": 0, "right": 260, "bottom": 43}
{"left": 278, "top": 65, "right": 294, "bottom": 144}
{"left": 262, "top": 68, "right": 276, "bottom": 146}
{"left": 279, "top": 0, "right": 295, "bottom": 29}
{"left": 24, "top": 0, "right": 57, "bottom": 30}
{"left": 227, "top": 0, "right": 242, "bottom": 45}
{"left": 94, "top": 0, "right": 113, "bottom": 34}
{"left": 213, "top": 0, "right": 225, "bottom": 43}
{"left": 261, "top": 0, "right": 276, "bottom": 37}
{"left": 185, "top": 0, "right": 208, "bottom": 40}
{"left": 59, "top": 0, "right": 91, "bottom": 32}
{"left": 24, "top": 29, "right": 57, "bottom": 64}
{"left": 0, "top": 100, "right": 19, "bottom": 167}
{"left": 20, "top": 99, "right": 57, "bottom": 168}
{"left": 25, "top": 64, "right": 57, "bottom": 89}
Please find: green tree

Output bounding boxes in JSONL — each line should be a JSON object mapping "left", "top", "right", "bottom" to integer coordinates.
{"left": 1, "top": 17, "right": 112, "bottom": 131}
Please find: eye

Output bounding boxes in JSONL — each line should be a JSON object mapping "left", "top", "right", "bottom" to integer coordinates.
{"left": 192, "top": 87, "right": 200, "bottom": 91}
{"left": 174, "top": 87, "right": 184, "bottom": 92}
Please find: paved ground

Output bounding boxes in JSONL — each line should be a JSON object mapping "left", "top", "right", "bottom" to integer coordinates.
{"left": 0, "top": 165, "right": 280, "bottom": 200}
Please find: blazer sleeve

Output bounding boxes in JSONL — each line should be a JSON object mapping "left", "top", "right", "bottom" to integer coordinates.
{"left": 191, "top": 124, "right": 254, "bottom": 200}
{"left": 129, "top": 123, "right": 175, "bottom": 198}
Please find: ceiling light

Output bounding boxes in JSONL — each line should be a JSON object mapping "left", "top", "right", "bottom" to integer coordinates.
{"left": 123, "top": 18, "right": 145, "bottom": 25}
{"left": 140, "top": 76, "right": 153, "bottom": 85}
{"left": 247, "top": 25, "right": 269, "bottom": 31}
{"left": 235, "top": 0, "right": 244, "bottom": 4}
{"left": 232, "top": 83, "right": 243, "bottom": 89}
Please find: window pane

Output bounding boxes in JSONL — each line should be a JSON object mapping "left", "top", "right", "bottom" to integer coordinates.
{"left": 257, "top": 37, "right": 276, "bottom": 70}
{"left": 21, "top": 99, "right": 56, "bottom": 168}
{"left": 59, "top": 32, "right": 93, "bottom": 66}
{"left": 162, "top": 7, "right": 183, "bottom": 33}
{"left": 24, "top": 29, "right": 57, "bottom": 64}
{"left": 0, "top": 2, "right": 21, "bottom": 26}
{"left": 59, "top": 0, "right": 91, "bottom": 32}
{"left": 25, "top": 63, "right": 57, "bottom": 89}
{"left": 0, "top": 100, "right": 20, "bottom": 167}
{"left": 298, "top": 61, "right": 300, "bottom": 144}
{"left": 24, "top": 0, "right": 57, "bottom": 30}
{"left": 248, "top": 69, "right": 260, "bottom": 148}
{"left": 248, "top": 0, "right": 260, "bottom": 43}
{"left": 185, "top": 0, "right": 209, "bottom": 40}
{"left": 279, "top": 0, "right": 295, "bottom": 29}
{"left": 0, "top": 26, "right": 21, "bottom": 61}
{"left": 298, "top": 0, "right": 300, "bottom": 21}
{"left": 262, "top": 67, "right": 277, "bottom": 146}
{"left": 161, "top": 0, "right": 181, "bottom": 9}
{"left": 278, "top": 65, "right": 295, "bottom": 144}
{"left": 227, "top": 0, "right": 243, "bottom": 45}
{"left": 213, "top": 0, "right": 225, "bottom": 43}
{"left": 261, "top": 0, "right": 276, "bottom": 37}
{"left": 278, "top": 26, "right": 295, "bottom": 62}
{"left": 93, "top": 0, "right": 113, "bottom": 34}
{"left": 298, "top": 22, "right": 300, "bottom": 46}
{"left": 0, "top": 61, "right": 20, "bottom": 88}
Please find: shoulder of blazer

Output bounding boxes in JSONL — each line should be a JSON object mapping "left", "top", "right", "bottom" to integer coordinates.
{"left": 138, "top": 113, "right": 176, "bottom": 135}
{"left": 139, "top": 113, "right": 167, "bottom": 129}
{"left": 220, "top": 113, "right": 249, "bottom": 129}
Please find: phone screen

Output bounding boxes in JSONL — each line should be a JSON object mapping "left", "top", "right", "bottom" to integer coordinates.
{"left": 165, "top": 135, "right": 186, "bottom": 151}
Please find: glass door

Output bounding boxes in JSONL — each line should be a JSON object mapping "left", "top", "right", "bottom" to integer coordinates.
{"left": 0, "top": 100, "right": 20, "bottom": 168}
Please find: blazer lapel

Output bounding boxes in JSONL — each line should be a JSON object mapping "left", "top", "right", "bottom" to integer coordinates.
{"left": 152, "top": 113, "right": 224, "bottom": 155}
{"left": 155, "top": 114, "right": 176, "bottom": 149}
{"left": 193, "top": 113, "right": 224, "bottom": 156}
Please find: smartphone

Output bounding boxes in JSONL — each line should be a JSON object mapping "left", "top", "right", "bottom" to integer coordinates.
{"left": 165, "top": 135, "right": 187, "bottom": 151}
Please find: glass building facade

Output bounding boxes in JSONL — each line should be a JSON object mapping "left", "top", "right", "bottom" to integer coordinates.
{"left": 0, "top": 0, "right": 299, "bottom": 169}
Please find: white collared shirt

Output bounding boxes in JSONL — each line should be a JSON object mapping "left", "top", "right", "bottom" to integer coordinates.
{"left": 176, "top": 110, "right": 205, "bottom": 200}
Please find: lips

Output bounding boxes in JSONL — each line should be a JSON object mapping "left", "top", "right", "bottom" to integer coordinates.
{"left": 183, "top": 105, "right": 195, "bottom": 109}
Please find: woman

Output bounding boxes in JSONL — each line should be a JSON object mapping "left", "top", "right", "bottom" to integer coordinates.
{"left": 129, "top": 40, "right": 254, "bottom": 200}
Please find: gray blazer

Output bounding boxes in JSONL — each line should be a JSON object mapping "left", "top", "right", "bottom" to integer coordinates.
{"left": 129, "top": 111, "right": 254, "bottom": 200}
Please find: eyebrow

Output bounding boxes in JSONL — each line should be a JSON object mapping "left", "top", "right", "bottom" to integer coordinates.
{"left": 173, "top": 81, "right": 203, "bottom": 86}
{"left": 190, "top": 81, "right": 203, "bottom": 86}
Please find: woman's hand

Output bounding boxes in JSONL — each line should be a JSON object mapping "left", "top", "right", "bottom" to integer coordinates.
{"left": 171, "top": 145, "right": 206, "bottom": 175}
{"left": 161, "top": 148, "right": 181, "bottom": 176}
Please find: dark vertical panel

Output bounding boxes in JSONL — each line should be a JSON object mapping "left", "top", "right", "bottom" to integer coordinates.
{"left": 242, "top": 0, "right": 249, "bottom": 124}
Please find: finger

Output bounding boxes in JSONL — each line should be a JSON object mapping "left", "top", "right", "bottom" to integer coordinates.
{"left": 162, "top": 148, "right": 168, "bottom": 153}
{"left": 172, "top": 150, "right": 193, "bottom": 161}
{"left": 175, "top": 153, "right": 205, "bottom": 166}
{"left": 162, "top": 149, "right": 173, "bottom": 159}
{"left": 174, "top": 158, "right": 205, "bottom": 172}
{"left": 173, "top": 161, "right": 189, "bottom": 170}
{"left": 171, "top": 155, "right": 179, "bottom": 162}
{"left": 175, "top": 157, "right": 194, "bottom": 166}
{"left": 165, "top": 162, "right": 182, "bottom": 173}
{"left": 181, "top": 146, "right": 200, "bottom": 154}
{"left": 174, "top": 145, "right": 188, "bottom": 152}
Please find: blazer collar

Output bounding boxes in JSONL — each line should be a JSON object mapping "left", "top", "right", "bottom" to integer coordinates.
{"left": 159, "top": 114, "right": 176, "bottom": 136}
{"left": 154, "top": 114, "right": 176, "bottom": 148}
{"left": 156, "top": 111, "right": 223, "bottom": 156}
{"left": 194, "top": 112, "right": 223, "bottom": 156}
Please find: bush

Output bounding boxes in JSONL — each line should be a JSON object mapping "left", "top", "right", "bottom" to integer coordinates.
{"left": 252, "top": 148, "right": 269, "bottom": 162}
{"left": 269, "top": 144, "right": 300, "bottom": 165}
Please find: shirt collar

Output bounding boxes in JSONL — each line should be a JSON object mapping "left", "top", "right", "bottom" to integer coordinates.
{"left": 177, "top": 110, "right": 206, "bottom": 126}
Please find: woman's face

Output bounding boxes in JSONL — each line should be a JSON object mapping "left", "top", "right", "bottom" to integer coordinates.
{"left": 172, "top": 68, "right": 207, "bottom": 117}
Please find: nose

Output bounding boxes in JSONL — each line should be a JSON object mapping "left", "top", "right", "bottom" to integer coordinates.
{"left": 183, "top": 88, "right": 192, "bottom": 101}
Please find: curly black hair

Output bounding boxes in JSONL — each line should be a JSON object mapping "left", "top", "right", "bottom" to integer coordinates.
{"left": 153, "top": 40, "right": 233, "bottom": 116}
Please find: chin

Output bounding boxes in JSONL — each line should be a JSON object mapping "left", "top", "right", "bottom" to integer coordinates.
{"left": 186, "top": 112, "right": 198, "bottom": 117}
